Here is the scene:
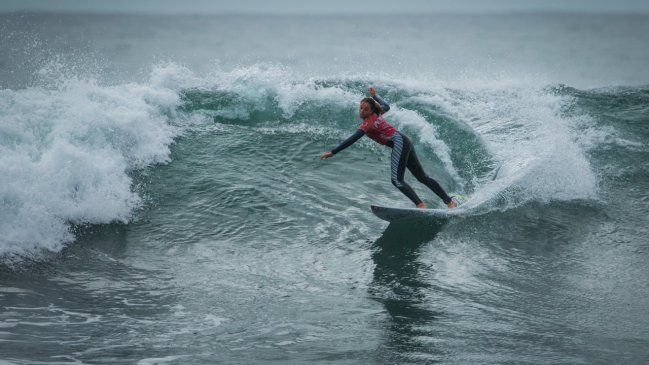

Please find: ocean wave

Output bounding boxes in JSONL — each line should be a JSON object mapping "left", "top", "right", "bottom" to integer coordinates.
{"left": 4, "top": 61, "right": 637, "bottom": 257}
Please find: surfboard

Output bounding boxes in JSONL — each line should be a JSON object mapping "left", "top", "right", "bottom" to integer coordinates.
{"left": 370, "top": 204, "right": 467, "bottom": 222}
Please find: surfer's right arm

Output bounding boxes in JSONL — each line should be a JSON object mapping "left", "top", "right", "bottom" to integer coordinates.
{"left": 320, "top": 129, "right": 366, "bottom": 160}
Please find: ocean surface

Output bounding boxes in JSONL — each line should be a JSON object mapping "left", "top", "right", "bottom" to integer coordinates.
{"left": 1, "top": 12, "right": 648, "bottom": 364}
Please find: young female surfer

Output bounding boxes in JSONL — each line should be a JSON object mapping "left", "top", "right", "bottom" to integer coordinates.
{"left": 320, "top": 88, "right": 457, "bottom": 209}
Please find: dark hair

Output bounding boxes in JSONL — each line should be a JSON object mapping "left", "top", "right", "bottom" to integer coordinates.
{"left": 360, "top": 97, "right": 383, "bottom": 115}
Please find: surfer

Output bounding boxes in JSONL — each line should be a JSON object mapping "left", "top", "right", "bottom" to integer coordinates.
{"left": 320, "top": 87, "right": 457, "bottom": 209}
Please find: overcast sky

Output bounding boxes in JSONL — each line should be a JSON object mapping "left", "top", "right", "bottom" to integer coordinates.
{"left": 1, "top": 0, "right": 649, "bottom": 14}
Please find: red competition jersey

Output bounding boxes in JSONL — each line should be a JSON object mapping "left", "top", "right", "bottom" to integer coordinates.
{"left": 358, "top": 114, "right": 397, "bottom": 145}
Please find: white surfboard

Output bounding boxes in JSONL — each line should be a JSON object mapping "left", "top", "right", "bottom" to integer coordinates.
{"left": 370, "top": 204, "right": 467, "bottom": 222}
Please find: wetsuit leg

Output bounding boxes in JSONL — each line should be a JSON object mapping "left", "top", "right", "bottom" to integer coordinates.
{"left": 390, "top": 132, "right": 423, "bottom": 205}
{"left": 405, "top": 141, "right": 453, "bottom": 204}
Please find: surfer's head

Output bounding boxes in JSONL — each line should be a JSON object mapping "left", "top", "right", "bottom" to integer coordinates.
{"left": 359, "top": 97, "right": 382, "bottom": 119}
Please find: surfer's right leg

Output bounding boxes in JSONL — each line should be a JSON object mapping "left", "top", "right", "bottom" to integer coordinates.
{"left": 390, "top": 132, "right": 425, "bottom": 207}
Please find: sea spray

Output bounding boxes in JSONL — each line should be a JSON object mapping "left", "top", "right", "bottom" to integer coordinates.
{"left": 425, "top": 84, "right": 599, "bottom": 209}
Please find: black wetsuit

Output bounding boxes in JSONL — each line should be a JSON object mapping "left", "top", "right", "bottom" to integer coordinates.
{"left": 331, "top": 95, "right": 453, "bottom": 206}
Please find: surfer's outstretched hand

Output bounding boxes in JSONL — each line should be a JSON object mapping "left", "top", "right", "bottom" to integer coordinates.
{"left": 320, "top": 151, "right": 333, "bottom": 160}
{"left": 368, "top": 86, "right": 376, "bottom": 97}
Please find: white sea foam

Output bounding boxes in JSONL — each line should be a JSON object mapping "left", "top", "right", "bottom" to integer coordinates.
{"left": 0, "top": 64, "right": 188, "bottom": 256}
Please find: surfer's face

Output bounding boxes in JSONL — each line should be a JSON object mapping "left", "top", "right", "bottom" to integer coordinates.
{"left": 359, "top": 101, "right": 373, "bottom": 119}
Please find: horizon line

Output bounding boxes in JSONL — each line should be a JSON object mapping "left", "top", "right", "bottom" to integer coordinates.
{"left": 2, "top": 9, "right": 649, "bottom": 16}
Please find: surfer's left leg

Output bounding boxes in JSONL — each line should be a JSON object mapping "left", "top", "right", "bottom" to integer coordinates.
{"left": 405, "top": 143, "right": 456, "bottom": 208}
